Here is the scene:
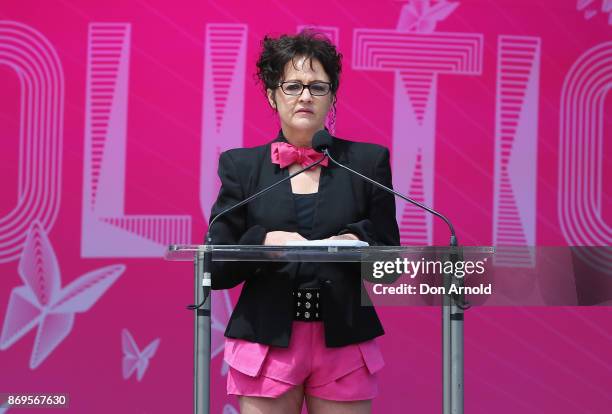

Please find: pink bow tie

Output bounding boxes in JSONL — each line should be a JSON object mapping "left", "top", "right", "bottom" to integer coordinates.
{"left": 271, "top": 142, "right": 329, "bottom": 168}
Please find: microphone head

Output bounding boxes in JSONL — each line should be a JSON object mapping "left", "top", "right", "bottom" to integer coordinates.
{"left": 312, "top": 129, "right": 333, "bottom": 153}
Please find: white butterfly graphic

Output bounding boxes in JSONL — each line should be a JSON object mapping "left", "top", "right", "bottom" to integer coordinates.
{"left": 121, "top": 328, "right": 160, "bottom": 381}
{"left": 577, "top": 0, "right": 612, "bottom": 22}
{"left": 0, "top": 222, "right": 125, "bottom": 369}
{"left": 397, "top": 0, "right": 460, "bottom": 33}
{"left": 211, "top": 289, "right": 234, "bottom": 376}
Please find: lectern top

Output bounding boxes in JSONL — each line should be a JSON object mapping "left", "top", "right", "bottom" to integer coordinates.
{"left": 164, "top": 244, "right": 495, "bottom": 262}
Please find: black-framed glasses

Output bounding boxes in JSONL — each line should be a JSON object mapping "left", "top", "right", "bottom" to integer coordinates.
{"left": 277, "top": 81, "right": 332, "bottom": 96}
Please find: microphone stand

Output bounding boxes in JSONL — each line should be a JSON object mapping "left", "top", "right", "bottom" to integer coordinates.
{"left": 322, "top": 148, "right": 467, "bottom": 414}
{"left": 189, "top": 154, "right": 328, "bottom": 414}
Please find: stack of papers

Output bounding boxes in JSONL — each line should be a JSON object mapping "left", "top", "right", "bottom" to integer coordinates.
{"left": 285, "top": 239, "right": 369, "bottom": 247}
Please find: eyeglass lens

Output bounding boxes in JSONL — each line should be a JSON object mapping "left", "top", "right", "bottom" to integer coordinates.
{"left": 281, "top": 82, "right": 330, "bottom": 96}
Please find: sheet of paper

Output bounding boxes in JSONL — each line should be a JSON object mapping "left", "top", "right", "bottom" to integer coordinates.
{"left": 285, "top": 239, "right": 369, "bottom": 247}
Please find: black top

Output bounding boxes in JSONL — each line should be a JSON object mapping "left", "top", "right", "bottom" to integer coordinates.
{"left": 209, "top": 132, "right": 400, "bottom": 347}
{"left": 293, "top": 192, "right": 319, "bottom": 289}
{"left": 293, "top": 192, "right": 317, "bottom": 238}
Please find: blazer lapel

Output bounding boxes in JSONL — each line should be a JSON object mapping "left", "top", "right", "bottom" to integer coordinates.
{"left": 255, "top": 133, "right": 298, "bottom": 231}
{"left": 276, "top": 162, "right": 298, "bottom": 230}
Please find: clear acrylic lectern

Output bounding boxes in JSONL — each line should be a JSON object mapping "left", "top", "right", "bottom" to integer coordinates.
{"left": 165, "top": 244, "right": 495, "bottom": 414}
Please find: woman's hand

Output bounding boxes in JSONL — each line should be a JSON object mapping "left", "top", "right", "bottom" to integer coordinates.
{"left": 264, "top": 231, "right": 307, "bottom": 245}
{"left": 326, "top": 233, "right": 360, "bottom": 241}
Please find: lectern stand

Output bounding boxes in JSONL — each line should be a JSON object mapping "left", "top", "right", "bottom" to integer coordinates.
{"left": 165, "top": 245, "right": 494, "bottom": 414}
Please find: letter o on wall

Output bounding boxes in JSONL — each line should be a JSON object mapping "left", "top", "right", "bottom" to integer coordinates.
{"left": 558, "top": 41, "right": 611, "bottom": 272}
{"left": 0, "top": 21, "right": 64, "bottom": 263}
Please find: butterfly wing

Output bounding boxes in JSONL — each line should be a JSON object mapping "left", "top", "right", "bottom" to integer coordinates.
{"left": 18, "top": 221, "right": 61, "bottom": 307}
{"left": 417, "top": 19, "right": 437, "bottom": 33}
{"left": 141, "top": 338, "right": 160, "bottom": 360}
{"left": 135, "top": 338, "right": 160, "bottom": 381}
{"left": 423, "top": 1, "right": 459, "bottom": 22}
{"left": 412, "top": 0, "right": 429, "bottom": 15}
{"left": 416, "top": 1, "right": 459, "bottom": 33}
{"left": 577, "top": 0, "right": 595, "bottom": 10}
{"left": 135, "top": 357, "right": 150, "bottom": 382}
{"left": 221, "top": 360, "right": 230, "bottom": 376}
{"left": 122, "top": 329, "right": 140, "bottom": 380}
{"left": 397, "top": 3, "right": 421, "bottom": 31}
{"left": 29, "top": 312, "right": 74, "bottom": 369}
{"left": 0, "top": 286, "right": 42, "bottom": 350}
{"left": 51, "top": 265, "right": 125, "bottom": 314}
{"left": 123, "top": 354, "right": 139, "bottom": 380}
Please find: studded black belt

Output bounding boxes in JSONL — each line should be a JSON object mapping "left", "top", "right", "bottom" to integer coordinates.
{"left": 293, "top": 287, "right": 321, "bottom": 321}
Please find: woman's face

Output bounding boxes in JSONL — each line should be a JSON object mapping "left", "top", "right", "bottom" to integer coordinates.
{"left": 267, "top": 56, "right": 333, "bottom": 143}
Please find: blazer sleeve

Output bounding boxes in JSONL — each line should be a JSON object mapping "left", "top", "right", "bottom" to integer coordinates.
{"left": 339, "top": 147, "right": 400, "bottom": 246}
{"left": 208, "top": 151, "right": 267, "bottom": 290}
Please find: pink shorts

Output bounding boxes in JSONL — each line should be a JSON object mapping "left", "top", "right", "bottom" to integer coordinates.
{"left": 224, "top": 321, "right": 384, "bottom": 401}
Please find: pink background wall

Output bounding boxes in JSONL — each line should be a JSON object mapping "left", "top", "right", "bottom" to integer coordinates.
{"left": 0, "top": 1, "right": 611, "bottom": 413}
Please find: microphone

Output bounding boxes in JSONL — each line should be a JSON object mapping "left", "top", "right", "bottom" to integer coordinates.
{"left": 188, "top": 135, "right": 328, "bottom": 310}
{"left": 313, "top": 129, "right": 458, "bottom": 247}
{"left": 312, "top": 129, "right": 333, "bottom": 153}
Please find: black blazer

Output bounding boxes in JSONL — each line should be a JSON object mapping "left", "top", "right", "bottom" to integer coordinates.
{"left": 209, "top": 132, "right": 400, "bottom": 347}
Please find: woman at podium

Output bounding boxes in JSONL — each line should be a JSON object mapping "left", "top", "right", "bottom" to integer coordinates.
{"left": 208, "top": 30, "right": 400, "bottom": 414}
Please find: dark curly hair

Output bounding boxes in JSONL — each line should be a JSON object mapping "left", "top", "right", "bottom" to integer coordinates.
{"left": 256, "top": 30, "right": 343, "bottom": 97}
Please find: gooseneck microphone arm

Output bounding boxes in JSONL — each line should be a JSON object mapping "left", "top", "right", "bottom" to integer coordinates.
{"left": 314, "top": 129, "right": 466, "bottom": 414}
{"left": 187, "top": 153, "right": 328, "bottom": 310}
{"left": 321, "top": 148, "right": 458, "bottom": 247}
